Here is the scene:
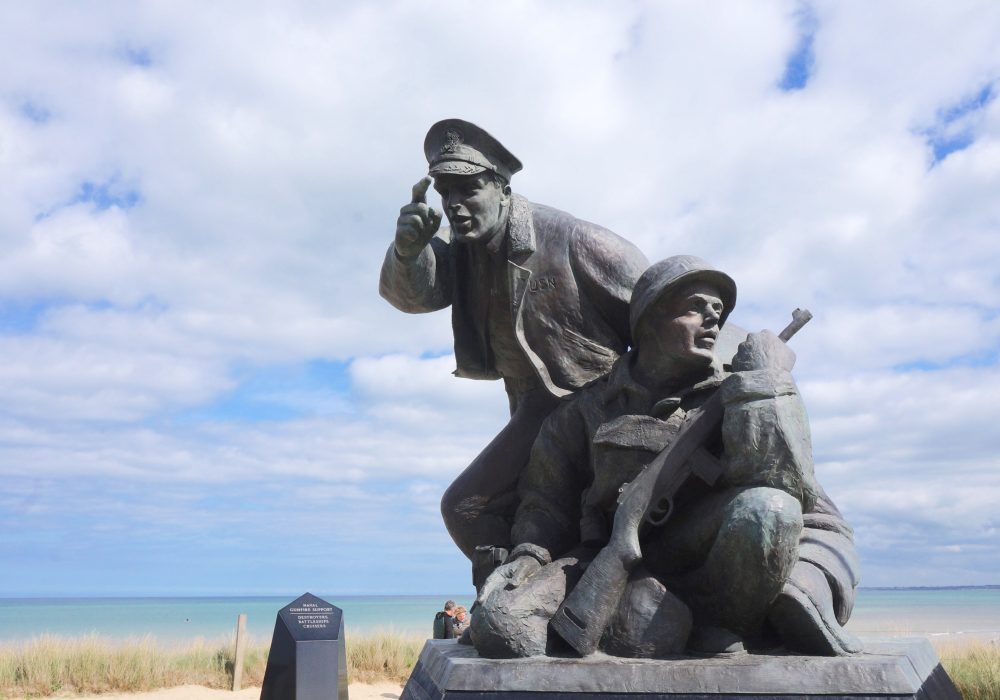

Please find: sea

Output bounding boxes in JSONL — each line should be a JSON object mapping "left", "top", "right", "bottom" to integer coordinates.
{"left": 1, "top": 589, "right": 999, "bottom": 645}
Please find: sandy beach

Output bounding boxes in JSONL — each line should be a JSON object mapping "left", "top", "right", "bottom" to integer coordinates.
{"left": 32, "top": 684, "right": 404, "bottom": 700}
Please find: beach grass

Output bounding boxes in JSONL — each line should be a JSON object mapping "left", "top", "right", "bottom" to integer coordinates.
{"left": 938, "top": 640, "right": 1000, "bottom": 699}
{"left": 0, "top": 630, "right": 425, "bottom": 697}
{"left": 2, "top": 633, "right": 999, "bottom": 697}
{"left": 0, "top": 634, "right": 243, "bottom": 696}
{"left": 346, "top": 632, "right": 424, "bottom": 684}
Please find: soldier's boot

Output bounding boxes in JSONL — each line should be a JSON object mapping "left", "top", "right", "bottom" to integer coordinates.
{"left": 687, "top": 625, "right": 746, "bottom": 656}
{"left": 462, "top": 545, "right": 510, "bottom": 646}
{"left": 767, "top": 560, "right": 863, "bottom": 656}
{"left": 472, "top": 544, "right": 510, "bottom": 591}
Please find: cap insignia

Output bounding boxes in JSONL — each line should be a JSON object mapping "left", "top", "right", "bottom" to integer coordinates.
{"left": 441, "top": 128, "right": 463, "bottom": 154}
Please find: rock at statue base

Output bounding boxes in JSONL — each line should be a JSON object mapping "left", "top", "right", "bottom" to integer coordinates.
{"left": 260, "top": 592, "right": 348, "bottom": 700}
{"left": 400, "top": 637, "right": 960, "bottom": 700}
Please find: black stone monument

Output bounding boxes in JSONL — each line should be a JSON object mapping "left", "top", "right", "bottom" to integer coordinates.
{"left": 260, "top": 592, "right": 348, "bottom": 700}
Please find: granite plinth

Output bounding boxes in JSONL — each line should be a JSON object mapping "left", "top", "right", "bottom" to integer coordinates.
{"left": 260, "top": 592, "right": 348, "bottom": 700}
{"left": 400, "top": 638, "right": 960, "bottom": 700}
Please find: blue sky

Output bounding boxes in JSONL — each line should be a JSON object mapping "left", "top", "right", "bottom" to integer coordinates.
{"left": 0, "top": 1, "right": 999, "bottom": 598}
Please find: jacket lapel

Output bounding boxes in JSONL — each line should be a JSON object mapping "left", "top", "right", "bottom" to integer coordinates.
{"left": 507, "top": 195, "right": 536, "bottom": 257}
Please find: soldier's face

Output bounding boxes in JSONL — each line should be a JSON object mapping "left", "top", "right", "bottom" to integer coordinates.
{"left": 434, "top": 173, "right": 510, "bottom": 243}
{"left": 640, "top": 282, "right": 724, "bottom": 367}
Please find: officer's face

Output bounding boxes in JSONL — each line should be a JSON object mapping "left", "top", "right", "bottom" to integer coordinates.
{"left": 639, "top": 281, "right": 724, "bottom": 367}
{"left": 433, "top": 173, "right": 510, "bottom": 243}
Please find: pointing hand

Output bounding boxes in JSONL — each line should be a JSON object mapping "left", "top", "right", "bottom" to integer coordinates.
{"left": 395, "top": 176, "right": 442, "bottom": 258}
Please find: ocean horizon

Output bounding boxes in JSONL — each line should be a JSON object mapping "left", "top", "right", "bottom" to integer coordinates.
{"left": 0, "top": 594, "right": 474, "bottom": 642}
{"left": 2, "top": 587, "right": 999, "bottom": 644}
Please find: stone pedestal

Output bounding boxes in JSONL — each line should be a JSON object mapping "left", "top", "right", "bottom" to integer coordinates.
{"left": 400, "top": 638, "right": 960, "bottom": 700}
{"left": 260, "top": 593, "right": 348, "bottom": 700}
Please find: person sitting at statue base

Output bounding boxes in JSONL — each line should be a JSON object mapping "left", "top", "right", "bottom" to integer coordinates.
{"left": 432, "top": 600, "right": 457, "bottom": 640}
{"left": 452, "top": 605, "right": 470, "bottom": 636}
{"left": 471, "top": 256, "right": 861, "bottom": 660}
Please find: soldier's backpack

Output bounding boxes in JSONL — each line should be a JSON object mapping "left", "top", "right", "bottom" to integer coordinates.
{"left": 432, "top": 611, "right": 447, "bottom": 639}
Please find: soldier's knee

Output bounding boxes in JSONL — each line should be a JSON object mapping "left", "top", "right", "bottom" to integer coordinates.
{"left": 700, "top": 489, "right": 803, "bottom": 634}
{"left": 731, "top": 487, "right": 802, "bottom": 532}
{"left": 442, "top": 482, "right": 494, "bottom": 527}
{"left": 440, "top": 482, "right": 459, "bottom": 524}
{"left": 440, "top": 481, "right": 481, "bottom": 558}
{"left": 721, "top": 487, "right": 803, "bottom": 562}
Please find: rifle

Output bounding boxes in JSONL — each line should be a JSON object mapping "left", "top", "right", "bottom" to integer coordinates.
{"left": 549, "top": 309, "right": 813, "bottom": 656}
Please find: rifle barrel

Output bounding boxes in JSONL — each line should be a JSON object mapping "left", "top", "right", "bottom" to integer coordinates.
{"left": 778, "top": 308, "right": 812, "bottom": 342}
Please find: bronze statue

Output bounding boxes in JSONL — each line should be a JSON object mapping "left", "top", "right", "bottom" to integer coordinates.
{"left": 471, "top": 256, "right": 861, "bottom": 659}
{"left": 379, "top": 119, "right": 649, "bottom": 585}
{"left": 385, "top": 132, "right": 960, "bottom": 700}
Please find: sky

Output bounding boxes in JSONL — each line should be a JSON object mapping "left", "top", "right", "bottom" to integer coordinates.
{"left": 0, "top": 1, "right": 998, "bottom": 598}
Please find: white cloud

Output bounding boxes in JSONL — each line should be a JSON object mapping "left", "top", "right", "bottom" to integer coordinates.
{"left": 0, "top": 1, "right": 998, "bottom": 591}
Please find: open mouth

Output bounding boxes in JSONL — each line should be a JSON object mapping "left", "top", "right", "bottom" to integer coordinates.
{"left": 451, "top": 217, "right": 473, "bottom": 234}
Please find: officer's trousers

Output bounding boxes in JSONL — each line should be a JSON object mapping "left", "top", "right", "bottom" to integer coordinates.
{"left": 440, "top": 377, "right": 560, "bottom": 563}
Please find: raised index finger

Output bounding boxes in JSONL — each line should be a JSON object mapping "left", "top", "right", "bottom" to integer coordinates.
{"left": 411, "top": 176, "right": 433, "bottom": 204}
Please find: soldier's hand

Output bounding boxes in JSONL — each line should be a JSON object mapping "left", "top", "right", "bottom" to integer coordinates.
{"left": 476, "top": 556, "right": 541, "bottom": 606}
{"left": 394, "top": 176, "right": 442, "bottom": 258}
{"left": 731, "top": 330, "right": 796, "bottom": 372}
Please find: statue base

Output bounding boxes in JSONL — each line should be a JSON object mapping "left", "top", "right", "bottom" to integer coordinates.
{"left": 400, "top": 638, "right": 960, "bottom": 700}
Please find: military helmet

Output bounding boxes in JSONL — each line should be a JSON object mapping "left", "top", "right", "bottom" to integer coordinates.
{"left": 630, "top": 255, "right": 737, "bottom": 339}
{"left": 424, "top": 119, "right": 523, "bottom": 182}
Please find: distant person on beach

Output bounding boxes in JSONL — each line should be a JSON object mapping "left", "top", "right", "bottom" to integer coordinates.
{"left": 433, "top": 600, "right": 457, "bottom": 639}
{"left": 453, "top": 605, "right": 470, "bottom": 635}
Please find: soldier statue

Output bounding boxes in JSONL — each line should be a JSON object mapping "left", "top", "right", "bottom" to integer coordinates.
{"left": 379, "top": 119, "right": 649, "bottom": 586}
{"left": 471, "top": 256, "right": 861, "bottom": 659}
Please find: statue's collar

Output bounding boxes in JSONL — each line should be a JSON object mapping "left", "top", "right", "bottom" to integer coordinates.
{"left": 504, "top": 194, "right": 535, "bottom": 257}
{"left": 603, "top": 351, "right": 725, "bottom": 413}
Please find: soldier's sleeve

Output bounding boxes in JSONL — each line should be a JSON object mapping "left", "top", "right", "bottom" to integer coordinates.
{"left": 378, "top": 232, "right": 453, "bottom": 313}
{"left": 512, "top": 398, "right": 591, "bottom": 561}
{"left": 569, "top": 225, "right": 649, "bottom": 347}
{"left": 718, "top": 369, "right": 820, "bottom": 511}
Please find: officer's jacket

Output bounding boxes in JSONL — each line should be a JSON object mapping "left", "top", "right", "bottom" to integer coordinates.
{"left": 379, "top": 195, "right": 648, "bottom": 398}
